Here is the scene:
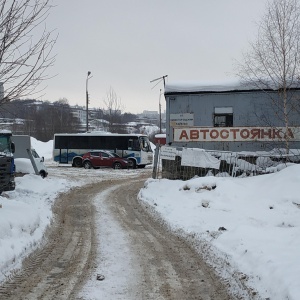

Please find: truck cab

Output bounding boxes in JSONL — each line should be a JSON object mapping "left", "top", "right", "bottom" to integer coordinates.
{"left": 0, "top": 130, "right": 16, "bottom": 194}
{"left": 12, "top": 135, "right": 48, "bottom": 178}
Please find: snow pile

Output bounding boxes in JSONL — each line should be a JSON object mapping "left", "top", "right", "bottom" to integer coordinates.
{"left": 140, "top": 125, "right": 160, "bottom": 136}
{"left": 0, "top": 174, "right": 73, "bottom": 281}
{"left": 30, "top": 137, "right": 53, "bottom": 162}
{"left": 14, "top": 158, "right": 35, "bottom": 174}
{"left": 138, "top": 165, "right": 300, "bottom": 300}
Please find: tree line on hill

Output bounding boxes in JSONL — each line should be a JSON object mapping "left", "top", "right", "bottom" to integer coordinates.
{"left": 0, "top": 99, "right": 138, "bottom": 142}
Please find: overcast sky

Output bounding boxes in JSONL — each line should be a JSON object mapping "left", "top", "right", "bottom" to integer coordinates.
{"left": 45, "top": 0, "right": 268, "bottom": 114}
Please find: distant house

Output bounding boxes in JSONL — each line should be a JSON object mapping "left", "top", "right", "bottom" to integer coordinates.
{"left": 164, "top": 80, "right": 300, "bottom": 152}
{"left": 137, "top": 110, "right": 158, "bottom": 125}
{"left": 71, "top": 105, "right": 86, "bottom": 124}
{"left": 142, "top": 110, "right": 158, "bottom": 118}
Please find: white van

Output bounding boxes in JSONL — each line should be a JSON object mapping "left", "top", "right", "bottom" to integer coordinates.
{"left": 12, "top": 135, "right": 48, "bottom": 178}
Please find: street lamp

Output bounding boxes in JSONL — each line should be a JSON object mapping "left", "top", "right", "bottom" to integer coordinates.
{"left": 86, "top": 71, "right": 92, "bottom": 132}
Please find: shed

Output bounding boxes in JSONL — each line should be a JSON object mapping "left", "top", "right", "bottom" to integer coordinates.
{"left": 164, "top": 80, "right": 300, "bottom": 152}
{"left": 154, "top": 133, "right": 166, "bottom": 145}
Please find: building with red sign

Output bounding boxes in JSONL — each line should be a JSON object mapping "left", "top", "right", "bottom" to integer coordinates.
{"left": 164, "top": 81, "right": 300, "bottom": 152}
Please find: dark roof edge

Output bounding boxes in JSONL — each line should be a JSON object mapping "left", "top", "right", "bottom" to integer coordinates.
{"left": 164, "top": 88, "right": 300, "bottom": 96}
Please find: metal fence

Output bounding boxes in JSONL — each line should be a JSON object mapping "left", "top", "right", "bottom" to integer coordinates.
{"left": 152, "top": 145, "right": 300, "bottom": 180}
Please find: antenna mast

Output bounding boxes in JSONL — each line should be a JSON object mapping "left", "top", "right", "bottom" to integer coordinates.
{"left": 150, "top": 75, "right": 168, "bottom": 87}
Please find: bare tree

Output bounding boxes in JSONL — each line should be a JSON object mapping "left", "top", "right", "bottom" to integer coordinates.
{"left": 237, "top": 0, "right": 300, "bottom": 152}
{"left": 103, "top": 87, "right": 125, "bottom": 132}
{"left": 33, "top": 98, "right": 81, "bottom": 141}
{"left": 0, "top": 98, "right": 81, "bottom": 141}
{"left": 0, "top": 0, "right": 57, "bottom": 104}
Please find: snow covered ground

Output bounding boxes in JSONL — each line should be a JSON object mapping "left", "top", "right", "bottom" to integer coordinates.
{"left": 1, "top": 137, "right": 299, "bottom": 299}
{"left": 139, "top": 167, "right": 300, "bottom": 299}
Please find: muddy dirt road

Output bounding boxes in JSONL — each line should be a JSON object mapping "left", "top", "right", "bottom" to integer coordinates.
{"left": 0, "top": 170, "right": 235, "bottom": 299}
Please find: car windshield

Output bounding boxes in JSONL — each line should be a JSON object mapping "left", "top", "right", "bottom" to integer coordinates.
{"left": 111, "top": 153, "right": 120, "bottom": 158}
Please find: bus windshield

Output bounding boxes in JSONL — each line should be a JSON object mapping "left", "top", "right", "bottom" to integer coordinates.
{"left": 139, "top": 136, "right": 152, "bottom": 152}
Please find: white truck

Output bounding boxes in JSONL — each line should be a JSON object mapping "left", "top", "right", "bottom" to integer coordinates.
{"left": 11, "top": 135, "right": 48, "bottom": 178}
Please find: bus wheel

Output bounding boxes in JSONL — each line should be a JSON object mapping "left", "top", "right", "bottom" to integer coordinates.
{"left": 73, "top": 157, "right": 82, "bottom": 167}
{"left": 83, "top": 161, "right": 93, "bottom": 169}
{"left": 128, "top": 159, "right": 136, "bottom": 169}
{"left": 113, "top": 162, "right": 122, "bottom": 169}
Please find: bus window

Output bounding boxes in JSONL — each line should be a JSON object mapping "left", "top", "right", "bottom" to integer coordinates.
{"left": 129, "top": 138, "right": 140, "bottom": 151}
{"left": 54, "top": 135, "right": 68, "bottom": 148}
{"left": 128, "top": 139, "right": 133, "bottom": 150}
{"left": 134, "top": 139, "right": 141, "bottom": 150}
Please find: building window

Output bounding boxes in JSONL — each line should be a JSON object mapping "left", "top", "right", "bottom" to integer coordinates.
{"left": 214, "top": 107, "right": 233, "bottom": 127}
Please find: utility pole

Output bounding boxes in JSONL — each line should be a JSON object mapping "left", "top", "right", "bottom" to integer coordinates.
{"left": 159, "top": 89, "right": 162, "bottom": 133}
{"left": 150, "top": 75, "right": 168, "bottom": 87}
{"left": 150, "top": 75, "right": 168, "bottom": 134}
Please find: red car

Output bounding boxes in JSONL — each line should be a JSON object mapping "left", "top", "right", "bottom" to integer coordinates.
{"left": 82, "top": 151, "right": 129, "bottom": 169}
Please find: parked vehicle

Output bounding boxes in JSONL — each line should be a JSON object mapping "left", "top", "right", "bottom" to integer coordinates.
{"left": 53, "top": 133, "right": 153, "bottom": 169}
{"left": 12, "top": 135, "right": 48, "bottom": 178}
{"left": 0, "top": 130, "right": 15, "bottom": 194}
{"left": 81, "top": 150, "right": 129, "bottom": 169}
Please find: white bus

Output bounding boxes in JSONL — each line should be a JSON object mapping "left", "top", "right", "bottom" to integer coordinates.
{"left": 53, "top": 133, "right": 153, "bottom": 168}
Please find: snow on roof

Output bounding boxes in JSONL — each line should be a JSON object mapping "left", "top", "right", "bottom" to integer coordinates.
{"left": 165, "top": 79, "right": 300, "bottom": 94}
{"left": 0, "top": 129, "right": 12, "bottom": 134}
{"left": 164, "top": 79, "right": 259, "bottom": 94}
